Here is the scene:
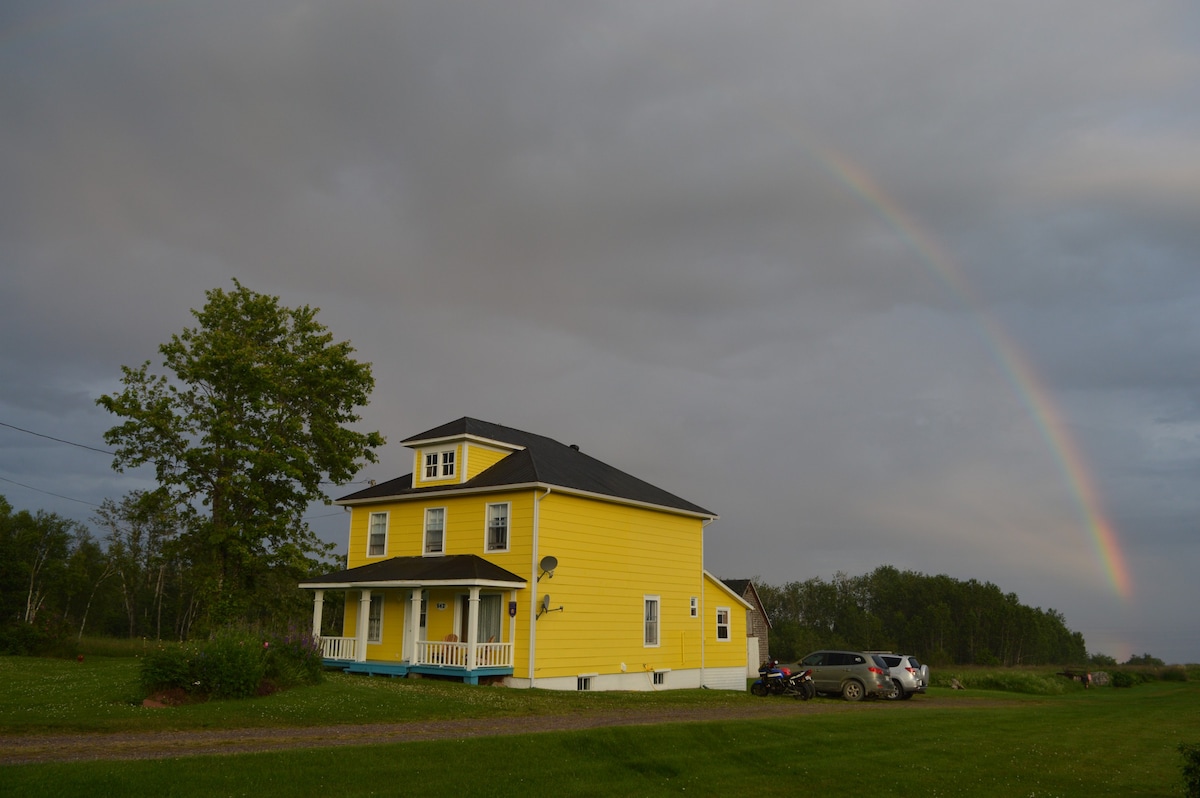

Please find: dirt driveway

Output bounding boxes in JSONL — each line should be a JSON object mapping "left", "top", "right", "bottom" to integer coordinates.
{"left": 2, "top": 700, "right": 880, "bottom": 764}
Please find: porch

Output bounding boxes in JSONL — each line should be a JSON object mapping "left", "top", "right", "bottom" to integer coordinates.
{"left": 299, "top": 554, "right": 528, "bottom": 686}
{"left": 317, "top": 636, "right": 514, "bottom": 684}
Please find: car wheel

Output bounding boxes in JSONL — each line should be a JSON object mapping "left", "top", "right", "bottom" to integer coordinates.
{"left": 842, "top": 680, "right": 864, "bottom": 701}
{"left": 750, "top": 682, "right": 768, "bottom": 697}
{"left": 900, "top": 689, "right": 915, "bottom": 700}
{"left": 886, "top": 679, "right": 903, "bottom": 700}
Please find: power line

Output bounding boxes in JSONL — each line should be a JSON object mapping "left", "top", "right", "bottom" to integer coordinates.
{"left": 0, "top": 474, "right": 104, "bottom": 508}
{"left": 0, "top": 421, "right": 115, "bottom": 456}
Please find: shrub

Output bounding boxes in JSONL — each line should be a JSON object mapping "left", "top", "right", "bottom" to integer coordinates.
{"left": 0, "top": 619, "right": 76, "bottom": 657}
{"left": 1161, "top": 667, "right": 1189, "bottom": 683}
{"left": 262, "top": 628, "right": 324, "bottom": 690}
{"left": 139, "top": 627, "right": 322, "bottom": 700}
{"left": 1180, "top": 743, "right": 1200, "bottom": 798}
{"left": 1110, "top": 670, "right": 1137, "bottom": 688}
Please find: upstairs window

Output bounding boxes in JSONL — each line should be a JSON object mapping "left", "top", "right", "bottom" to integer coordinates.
{"left": 716, "top": 607, "right": 731, "bottom": 641}
{"left": 367, "top": 512, "right": 388, "bottom": 557}
{"left": 486, "top": 503, "right": 509, "bottom": 551}
{"left": 644, "top": 596, "right": 660, "bottom": 647}
{"left": 424, "top": 449, "right": 456, "bottom": 480}
{"left": 424, "top": 507, "right": 445, "bottom": 555}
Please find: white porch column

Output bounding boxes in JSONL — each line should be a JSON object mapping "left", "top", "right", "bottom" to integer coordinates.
{"left": 407, "top": 588, "right": 423, "bottom": 663}
{"left": 311, "top": 589, "right": 325, "bottom": 639}
{"left": 356, "top": 589, "right": 371, "bottom": 663}
{"left": 466, "top": 586, "right": 480, "bottom": 670}
{"left": 508, "top": 589, "right": 518, "bottom": 657}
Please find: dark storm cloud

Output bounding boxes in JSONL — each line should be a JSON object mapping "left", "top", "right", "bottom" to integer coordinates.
{"left": 2, "top": 0, "right": 1199, "bottom": 661}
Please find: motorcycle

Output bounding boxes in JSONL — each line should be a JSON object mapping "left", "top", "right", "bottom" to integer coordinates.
{"left": 751, "top": 660, "right": 815, "bottom": 699}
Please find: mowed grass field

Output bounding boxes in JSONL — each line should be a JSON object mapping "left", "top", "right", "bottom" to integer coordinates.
{"left": 2, "top": 656, "right": 1199, "bottom": 797}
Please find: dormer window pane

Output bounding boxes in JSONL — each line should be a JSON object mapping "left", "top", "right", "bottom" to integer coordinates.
{"left": 441, "top": 450, "right": 455, "bottom": 477}
{"left": 424, "top": 453, "right": 439, "bottom": 478}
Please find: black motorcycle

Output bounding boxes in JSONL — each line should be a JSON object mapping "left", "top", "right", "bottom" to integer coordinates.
{"left": 751, "top": 660, "right": 815, "bottom": 700}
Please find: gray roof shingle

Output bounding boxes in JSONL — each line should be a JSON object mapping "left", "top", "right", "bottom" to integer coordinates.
{"left": 337, "top": 417, "right": 714, "bottom": 517}
{"left": 300, "top": 554, "right": 527, "bottom": 587}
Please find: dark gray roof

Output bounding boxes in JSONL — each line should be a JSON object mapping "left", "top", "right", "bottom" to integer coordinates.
{"left": 722, "top": 578, "right": 752, "bottom": 595}
{"left": 337, "top": 417, "right": 714, "bottom": 516}
{"left": 721, "top": 578, "right": 771, "bottom": 628}
{"left": 300, "top": 554, "right": 527, "bottom": 587}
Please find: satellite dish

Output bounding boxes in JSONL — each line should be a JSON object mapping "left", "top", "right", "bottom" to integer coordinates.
{"left": 541, "top": 594, "right": 551, "bottom": 612}
{"left": 539, "top": 556, "right": 558, "bottom": 573}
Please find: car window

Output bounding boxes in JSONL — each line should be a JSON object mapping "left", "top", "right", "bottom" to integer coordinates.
{"left": 851, "top": 654, "right": 865, "bottom": 664}
{"left": 871, "top": 655, "right": 888, "bottom": 669}
{"left": 881, "top": 655, "right": 901, "bottom": 667}
{"left": 907, "top": 657, "right": 922, "bottom": 668}
{"left": 801, "top": 652, "right": 825, "bottom": 666}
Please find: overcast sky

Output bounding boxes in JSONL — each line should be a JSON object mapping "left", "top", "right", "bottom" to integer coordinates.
{"left": 3, "top": 1, "right": 1199, "bottom": 663}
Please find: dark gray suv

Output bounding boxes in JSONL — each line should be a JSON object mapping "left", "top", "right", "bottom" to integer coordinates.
{"left": 797, "top": 649, "right": 892, "bottom": 701}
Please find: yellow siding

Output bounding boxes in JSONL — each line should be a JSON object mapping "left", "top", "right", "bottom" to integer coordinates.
{"left": 702, "top": 574, "right": 749, "bottom": 668}
{"left": 340, "top": 590, "right": 406, "bottom": 663}
{"left": 462, "top": 443, "right": 510, "bottom": 480}
{"left": 337, "top": 479, "right": 730, "bottom": 685}
{"left": 348, "top": 490, "right": 536, "bottom": 566}
{"left": 531, "top": 492, "right": 705, "bottom": 679}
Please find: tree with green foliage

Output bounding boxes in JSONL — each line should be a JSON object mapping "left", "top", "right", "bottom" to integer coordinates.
{"left": 756, "top": 565, "right": 1087, "bottom": 665}
{"left": 1125, "top": 652, "right": 1164, "bottom": 667}
{"left": 94, "top": 490, "right": 194, "bottom": 640}
{"left": 97, "top": 281, "right": 384, "bottom": 630}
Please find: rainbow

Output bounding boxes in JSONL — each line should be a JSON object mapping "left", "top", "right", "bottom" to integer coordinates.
{"left": 814, "top": 148, "right": 1133, "bottom": 599}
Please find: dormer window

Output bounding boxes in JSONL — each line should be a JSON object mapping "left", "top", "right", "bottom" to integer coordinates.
{"left": 423, "top": 449, "right": 455, "bottom": 480}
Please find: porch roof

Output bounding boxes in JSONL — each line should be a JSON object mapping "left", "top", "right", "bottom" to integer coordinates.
{"left": 299, "top": 554, "right": 527, "bottom": 590}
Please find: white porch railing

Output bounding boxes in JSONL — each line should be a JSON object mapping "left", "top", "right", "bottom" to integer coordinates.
{"left": 472, "top": 642, "right": 510, "bottom": 668}
{"left": 319, "top": 636, "right": 358, "bottom": 661}
{"left": 414, "top": 640, "right": 513, "bottom": 669}
{"left": 320, "top": 635, "right": 512, "bottom": 669}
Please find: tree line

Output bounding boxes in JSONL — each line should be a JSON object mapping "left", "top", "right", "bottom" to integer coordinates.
{"left": 0, "top": 492, "right": 344, "bottom": 652}
{"left": 756, "top": 565, "right": 1093, "bottom": 666}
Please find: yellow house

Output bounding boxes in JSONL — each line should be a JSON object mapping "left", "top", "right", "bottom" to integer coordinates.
{"left": 299, "top": 417, "right": 751, "bottom": 690}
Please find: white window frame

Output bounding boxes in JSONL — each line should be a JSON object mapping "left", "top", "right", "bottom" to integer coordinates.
{"left": 715, "top": 606, "right": 731, "bottom": 641}
{"left": 424, "top": 507, "right": 446, "bottom": 555}
{"left": 644, "top": 596, "right": 660, "bottom": 648}
{"left": 422, "top": 448, "right": 456, "bottom": 481}
{"left": 485, "top": 502, "right": 510, "bottom": 552}
{"left": 367, "top": 594, "right": 383, "bottom": 644}
{"left": 366, "top": 512, "right": 388, "bottom": 558}
{"left": 690, "top": 596, "right": 698, "bottom": 617}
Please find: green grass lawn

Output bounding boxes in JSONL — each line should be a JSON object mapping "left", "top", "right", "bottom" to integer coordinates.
{"left": 2, "top": 656, "right": 1199, "bottom": 797}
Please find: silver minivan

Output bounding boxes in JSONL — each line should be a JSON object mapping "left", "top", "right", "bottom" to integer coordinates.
{"left": 797, "top": 649, "right": 892, "bottom": 701}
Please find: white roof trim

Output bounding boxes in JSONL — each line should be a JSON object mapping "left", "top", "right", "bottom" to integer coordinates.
{"left": 704, "top": 571, "right": 755, "bottom": 609}
{"left": 403, "top": 433, "right": 526, "bottom": 452}
{"left": 336, "top": 481, "right": 717, "bottom": 521}
{"left": 299, "top": 577, "right": 528, "bottom": 590}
